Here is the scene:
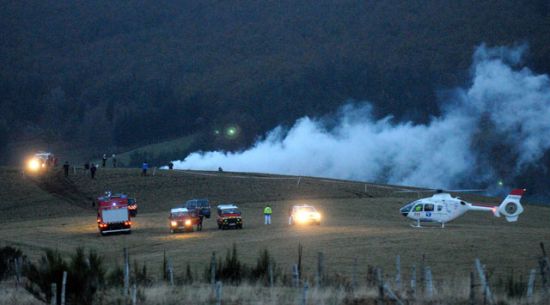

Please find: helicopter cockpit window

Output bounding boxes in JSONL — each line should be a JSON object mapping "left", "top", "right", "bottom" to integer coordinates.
{"left": 413, "top": 204, "right": 423, "bottom": 212}
{"left": 424, "top": 204, "right": 435, "bottom": 212}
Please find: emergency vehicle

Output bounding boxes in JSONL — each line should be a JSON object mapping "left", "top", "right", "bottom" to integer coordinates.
{"left": 185, "top": 199, "right": 211, "bottom": 218}
{"left": 216, "top": 204, "right": 243, "bottom": 230}
{"left": 26, "top": 151, "right": 56, "bottom": 173}
{"left": 169, "top": 207, "right": 201, "bottom": 233}
{"left": 96, "top": 193, "right": 132, "bottom": 235}
{"left": 289, "top": 205, "right": 321, "bottom": 225}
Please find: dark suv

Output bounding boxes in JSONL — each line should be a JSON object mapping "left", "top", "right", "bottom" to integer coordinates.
{"left": 185, "top": 199, "right": 211, "bottom": 218}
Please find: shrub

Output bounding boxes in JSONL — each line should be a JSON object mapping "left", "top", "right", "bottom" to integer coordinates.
{"left": 0, "top": 246, "right": 24, "bottom": 280}
{"left": 24, "top": 248, "right": 105, "bottom": 305}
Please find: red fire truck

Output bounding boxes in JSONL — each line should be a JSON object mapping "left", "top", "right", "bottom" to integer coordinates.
{"left": 97, "top": 193, "right": 132, "bottom": 235}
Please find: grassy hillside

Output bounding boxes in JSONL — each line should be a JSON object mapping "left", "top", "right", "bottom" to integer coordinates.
{"left": 0, "top": 167, "right": 548, "bottom": 286}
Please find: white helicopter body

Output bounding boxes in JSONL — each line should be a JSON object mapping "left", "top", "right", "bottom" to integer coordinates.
{"left": 400, "top": 189, "right": 525, "bottom": 227}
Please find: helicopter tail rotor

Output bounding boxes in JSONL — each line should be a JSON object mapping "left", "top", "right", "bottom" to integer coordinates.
{"left": 496, "top": 189, "right": 525, "bottom": 222}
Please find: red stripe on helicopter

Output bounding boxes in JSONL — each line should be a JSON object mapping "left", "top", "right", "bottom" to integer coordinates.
{"left": 510, "top": 189, "right": 525, "bottom": 196}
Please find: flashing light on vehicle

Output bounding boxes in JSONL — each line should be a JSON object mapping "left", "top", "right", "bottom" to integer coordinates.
{"left": 185, "top": 219, "right": 192, "bottom": 226}
{"left": 27, "top": 158, "right": 41, "bottom": 171}
{"left": 170, "top": 221, "right": 177, "bottom": 227}
{"left": 124, "top": 221, "right": 131, "bottom": 226}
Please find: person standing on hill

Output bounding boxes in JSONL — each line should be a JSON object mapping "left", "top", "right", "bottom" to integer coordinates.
{"left": 141, "top": 161, "right": 148, "bottom": 176}
{"left": 263, "top": 205, "right": 272, "bottom": 225}
{"left": 102, "top": 154, "right": 107, "bottom": 167}
{"left": 168, "top": 161, "right": 173, "bottom": 170}
{"left": 63, "top": 161, "right": 70, "bottom": 178}
{"left": 112, "top": 154, "right": 117, "bottom": 168}
{"left": 90, "top": 163, "right": 97, "bottom": 179}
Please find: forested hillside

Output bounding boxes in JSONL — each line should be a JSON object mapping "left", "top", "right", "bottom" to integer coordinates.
{"left": 1, "top": 0, "right": 550, "bottom": 163}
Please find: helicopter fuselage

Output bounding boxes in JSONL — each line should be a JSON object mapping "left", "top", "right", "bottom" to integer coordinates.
{"left": 400, "top": 193, "right": 473, "bottom": 224}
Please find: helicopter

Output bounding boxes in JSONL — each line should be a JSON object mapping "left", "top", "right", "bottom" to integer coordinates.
{"left": 399, "top": 189, "right": 525, "bottom": 228}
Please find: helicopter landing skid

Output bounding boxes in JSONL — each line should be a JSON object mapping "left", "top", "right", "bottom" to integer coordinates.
{"left": 409, "top": 220, "right": 446, "bottom": 229}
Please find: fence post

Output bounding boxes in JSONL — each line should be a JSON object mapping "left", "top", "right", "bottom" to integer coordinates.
{"left": 301, "top": 281, "right": 309, "bottom": 305}
{"left": 395, "top": 255, "right": 401, "bottom": 291}
{"left": 297, "top": 243, "right": 303, "bottom": 282}
{"left": 124, "top": 248, "right": 129, "bottom": 297}
{"left": 470, "top": 271, "right": 476, "bottom": 305}
{"left": 316, "top": 252, "right": 324, "bottom": 287}
{"left": 14, "top": 258, "right": 21, "bottom": 288}
{"left": 211, "top": 252, "right": 217, "bottom": 291}
{"left": 540, "top": 242, "right": 550, "bottom": 297}
{"left": 51, "top": 283, "right": 57, "bottom": 305}
{"left": 60, "top": 271, "right": 67, "bottom": 305}
{"left": 420, "top": 254, "right": 426, "bottom": 294}
{"left": 215, "top": 281, "right": 223, "bottom": 305}
{"left": 168, "top": 258, "right": 174, "bottom": 286}
{"left": 376, "top": 268, "right": 385, "bottom": 305}
{"left": 352, "top": 257, "right": 358, "bottom": 291}
{"left": 131, "top": 284, "right": 137, "bottom": 305}
{"left": 269, "top": 262, "right": 274, "bottom": 288}
{"left": 527, "top": 268, "right": 536, "bottom": 304}
{"left": 292, "top": 264, "right": 300, "bottom": 288}
{"left": 475, "top": 259, "right": 494, "bottom": 305}
{"left": 425, "top": 266, "right": 433, "bottom": 299}
{"left": 410, "top": 264, "right": 416, "bottom": 299}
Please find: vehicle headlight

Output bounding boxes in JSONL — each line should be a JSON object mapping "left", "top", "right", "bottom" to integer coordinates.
{"left": 297, "top": 212, "right": 308, "bottom": 222}
{"left": 185, "top": 219, "right": 192, "bottom": 226}
{"left": 27, "top": 159, "right": 40, "bottom": 171}
{"left": 170, "top": 221, "right": 177, "bottom": 227}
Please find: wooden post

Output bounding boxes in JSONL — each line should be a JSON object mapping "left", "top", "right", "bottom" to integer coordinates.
{"left": 425, "top": 266, "right": 433, "bottom": 299}
{"left": 14, "top": 258, "right": 21, "bottom": 288}
{"left": 527, "top": 268, "right": 536, "bottom": 304}
{"left": 352, "top": 257, "right": 358, "bottom": 291}
{"left": 475, "top": 259, "right": 494, "bottom": 305}
{"left": 316, "top": 252, "right": 324, "bottom": 287}
{"left": 292, "top": 264, "right": 300, "bottom": 288}
{"left": 297, "top": 177, "right": 301, "bottom": 186}
{"left": 297, "top": 243, "right": 303, "bottom": 282}
{"left": 124, "top": 248, "right": 129, "bottom": 296}
{"left": 364, "top": 184, "right": 367, "bottom": 193}
{"left": 51, "top": 283, "right": 57, "bottom": 305}
{"left": 383, "top": 283, "right": 405, "bottom": 305}
{"left": 269, "top": 262, "right": 274, "bottom": 288}
{"left": 420, "top": 254, "right": 425, "bottom": 294}
{"left": 376, "top": 268, "right": 385, "bottom": 305}
{"left": 168, "top": 258, "right": 174, "bottom": 286}
{"left": 301, "top": 281, "right": 309, "bottom": 305}
{"left": 470, "top": 271, "right": 476, "bottom": 305}
{"left": 131, "top": 284, "right": 137, "bottom": 305}
{"left": 410, "top": 264, "right": 416, "bottom": 299}
{"left": 395, "top": 255, "right": 401, "bottom": 291}
{"left": 215, "top": 281, "right": 223, "bottom": 305}
{"left": 540, "top": 242, "right": 550, "bottom": 297}
{"left": 60, "top": 271, "right": 67, "bottom": 305}
{"left": 211, "top": 252, "right": 217, "bottom": 290}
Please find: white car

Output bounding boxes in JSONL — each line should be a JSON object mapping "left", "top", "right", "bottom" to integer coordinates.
{"left": 289, "top": 205, "right": 321, "bottom": 225}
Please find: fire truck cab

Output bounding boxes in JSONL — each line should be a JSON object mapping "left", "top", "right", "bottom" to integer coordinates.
{"left": 97, "top": 193, "right": 132, "bottom": 235}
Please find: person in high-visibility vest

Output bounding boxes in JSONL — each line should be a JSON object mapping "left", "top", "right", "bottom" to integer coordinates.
{"left": 263, "top": 205, "right": 272, "bottom": 225}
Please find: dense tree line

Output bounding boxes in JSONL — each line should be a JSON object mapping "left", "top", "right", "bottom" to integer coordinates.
{"left": 1, "top": 0, "right": 550, "bottom": 163}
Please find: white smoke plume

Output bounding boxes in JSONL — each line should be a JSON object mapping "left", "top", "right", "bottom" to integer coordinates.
{"left": 174, "top": 44, "right": 550, "bottom": 191}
